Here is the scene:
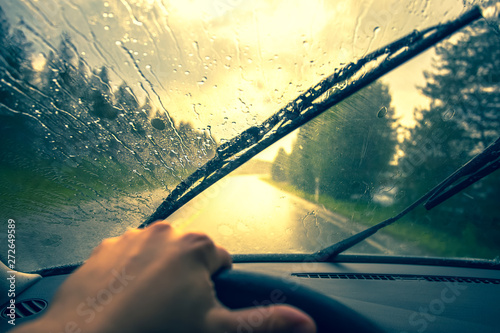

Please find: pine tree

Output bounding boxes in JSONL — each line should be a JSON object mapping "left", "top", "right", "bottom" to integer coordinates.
{"left": 419, "top": 20, "right": 500, "bottom": 149}
{"left": 284, "top": 81, "right": 397, "bottom": 202}
{"left": 0, "top": 6, "right": 36, "bottom": 162}
{"left": 116, "top": 82, "right": 139, "bottom": 112}
{"left": 397, "top": 19, "right": 500, "bottom": 250}
{"left": 271, "top": 147, "right": 289, "bottom": 182}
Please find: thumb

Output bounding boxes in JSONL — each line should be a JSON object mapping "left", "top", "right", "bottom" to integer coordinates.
{"left": 210, "top": 305, "right": 316, "bottom": 333}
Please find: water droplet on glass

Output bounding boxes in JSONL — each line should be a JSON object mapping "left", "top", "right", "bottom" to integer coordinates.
{"left": 442, "top": 108, "right": 456, "bottom": 121}
{"left": 184, "top": 71, "right": 190, "bottom": 75}
{"left": 197, "top": 76, "right": 207, "bottom": 85}
{"left": 151, "top": 118, "right": 165, "bottom": 130}
{"left": 104, "top": 26, "right": 110, "bottom": 31}
{"left": 377, "top": 106, "right": 388, "bottom": 118}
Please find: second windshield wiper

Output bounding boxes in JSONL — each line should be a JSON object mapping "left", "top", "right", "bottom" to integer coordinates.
{"left": 424, "top": 137, "right": 500, "bottom": 210}
{"left": 315, "top": 136, "right": 500, "bottom": 262}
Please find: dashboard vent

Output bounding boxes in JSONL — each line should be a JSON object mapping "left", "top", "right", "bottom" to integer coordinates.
{"left": 1, "top": 299, "right": 48, "bottom": 320}
{"left": 291, "top": 273, "right": 500, "bottom": 284}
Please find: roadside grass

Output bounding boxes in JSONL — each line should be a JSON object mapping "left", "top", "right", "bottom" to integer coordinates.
{"left": 0, "top": 159, "right": 166, "bottom": 214}
{"left": 262, "top": 176, "right": 499, "bottom": 259}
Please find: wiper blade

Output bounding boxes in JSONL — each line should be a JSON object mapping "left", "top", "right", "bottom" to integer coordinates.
{"left": 315, "top": 136, "right": 500, "bottom": 262}
{"left": 424, "top": 137, "right": 500, "bottom": 210}
{"left": 140, "top": 6, "right": 482, "bottom": 228}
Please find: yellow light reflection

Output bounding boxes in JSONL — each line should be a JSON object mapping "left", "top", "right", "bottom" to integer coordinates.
{"left": 162, "top": 0, "right": 242, "bottom": 21}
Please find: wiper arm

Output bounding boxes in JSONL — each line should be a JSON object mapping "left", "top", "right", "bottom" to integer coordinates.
{"left": 315, "top": 136, "right": 500, "bottom": 262}
{"left": 424, "top": 137, "right": 500, "bottom": 210}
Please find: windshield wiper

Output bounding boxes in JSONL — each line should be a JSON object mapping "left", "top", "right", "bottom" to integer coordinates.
{"left": 139, "top": 6, "right": 482, "bottom": 228}
{"left": 315, "top": 136, "right": 500, "bottom": 262}
{"left": 424, "top": 137, "right": 500, "bottom": 210}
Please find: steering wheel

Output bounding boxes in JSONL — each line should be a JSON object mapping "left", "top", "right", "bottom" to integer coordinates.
{"left": 213, "top": 269, "right": 384, "bottom": 333}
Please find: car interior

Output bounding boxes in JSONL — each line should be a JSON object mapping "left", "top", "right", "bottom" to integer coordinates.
{"left": 1, "top": 1, "right": 499, "bottom": 332}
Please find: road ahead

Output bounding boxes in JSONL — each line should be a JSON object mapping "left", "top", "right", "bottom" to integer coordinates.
{"left": 168, "top": 175, "right": 419, "bottom": 255}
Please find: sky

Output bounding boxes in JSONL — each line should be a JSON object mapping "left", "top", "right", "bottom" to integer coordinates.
{"left": 4, "top": 0, "right": 478, "bottom": 161}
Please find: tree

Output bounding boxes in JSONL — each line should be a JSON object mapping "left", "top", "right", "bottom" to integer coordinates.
{"left": 0, "top": 5, "right": 36, "bottom": 162}
{"left": 0, "top": 7, "right": 33, "bottom": 81}
{"left": 116, "top": 82, "right": 139, "bottom": 112}
{"left": 0, "top": 6, "right": 217, "bottom": 202}
{"left": 397, "top": 18, "right": 500, "bottom": 249}
{"left": 281, "top": 80, "right": 397, "bottom": 201}
{"left": 418, "top": 20, "right": 500, "bottom": 149}
{"left": 87, "top": 66, "right": 119, "bottom": 119}
{"left": 271, "top": 148, "right": 289, "bottom": 182}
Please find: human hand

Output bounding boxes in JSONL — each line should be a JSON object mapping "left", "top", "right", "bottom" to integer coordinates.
{"left": 11, "top": 222, "right": 316, "bottom": 333}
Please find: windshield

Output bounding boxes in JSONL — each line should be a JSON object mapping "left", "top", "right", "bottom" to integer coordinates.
{"left": 1, "top": 0, "right": 499, "bottom": 272}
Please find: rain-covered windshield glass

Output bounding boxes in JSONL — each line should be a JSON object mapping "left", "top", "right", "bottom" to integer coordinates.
{"left": 1, "top": 0, "right": 499, "bottom": 272}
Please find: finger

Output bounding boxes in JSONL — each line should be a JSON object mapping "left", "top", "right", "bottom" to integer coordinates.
{"left": 181, "top": 232, "right": 232, "bottom": 274}
{"left": 213, "top": 243, "right": 232, "bottom": 272}
{"left": 145, "top": 220, "right": 173, "bottom": 233}
{"left": 209, "top": 305, "right": 316, "bottom": 333}
{"left": 143, "top": 220, "right": 176, "bottom": 246}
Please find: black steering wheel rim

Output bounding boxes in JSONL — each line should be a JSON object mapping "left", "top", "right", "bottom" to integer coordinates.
{"left": 213, "top": 269, "right": 384, "bottom": 333}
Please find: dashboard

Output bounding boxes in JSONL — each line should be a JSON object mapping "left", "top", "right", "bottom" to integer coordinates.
{"left": 1, "top": 257, "right": 499, "bottom": 333}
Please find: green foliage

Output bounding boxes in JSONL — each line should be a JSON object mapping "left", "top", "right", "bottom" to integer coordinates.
{"left": 275, "top": 81, "right": 397, "bottom": 202}
{"left": 0, "top": 6, "right": 216, "bottom": 214}
{"left": 397, "top": 19, "right": 500, "bottom": 251}
{"left": 269, "top": 20, "right": 500, "bottom": 258}
{"left": 419, "top": 21, "right": 500, "bottom": 147}
{"left": 271, "top": 148, "right": 289, "bottom": 182}
{"left": 0, "top": 7, "right": 32, "bottom": 80}
{"left": 264, "top": 176, "right": 499, "bottom": 259}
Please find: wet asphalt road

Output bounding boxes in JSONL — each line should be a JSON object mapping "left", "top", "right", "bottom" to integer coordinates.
{"left": 168, "top": 175, "right": 420, "bottom": 255}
